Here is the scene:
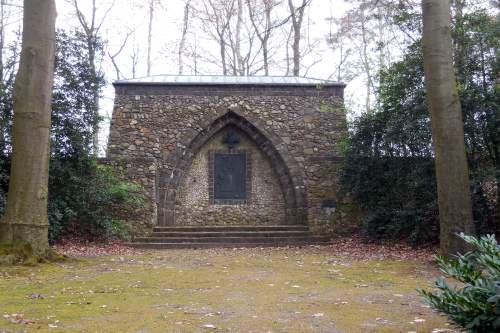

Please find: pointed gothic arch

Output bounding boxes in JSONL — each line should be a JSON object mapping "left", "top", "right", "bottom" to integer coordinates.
{"left": 157, "top": 109, "right": 307, "bottom": 226}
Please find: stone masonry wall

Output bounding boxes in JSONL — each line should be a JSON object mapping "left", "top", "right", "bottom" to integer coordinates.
{"left": 107, "top": 84, "right": 346, "bottom": 233}
{"left": 176, "top": 126, "right": 286, "bottom": 225}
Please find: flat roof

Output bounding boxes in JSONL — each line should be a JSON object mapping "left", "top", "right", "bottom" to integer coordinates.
{"left": 114, "top": 75, "right": 345, "bottom": 87}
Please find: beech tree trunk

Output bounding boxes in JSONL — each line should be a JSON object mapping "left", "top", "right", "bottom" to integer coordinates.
{"left": 0, "top": 0, "right": 56, "bottom": 255}
{"left": 421, "top": 0, "right": 475, "bottom": 255}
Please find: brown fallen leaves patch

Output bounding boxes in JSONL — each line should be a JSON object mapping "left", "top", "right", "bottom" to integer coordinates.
{"left": 180, "top": 237, "right": 436, "bottom": 262}
{"left": 52, "top": 237, "right": 436, "bottom": 262}
{"left": 318, "top": 237, "right": 437, "bottom": 262}
{"left": 52, "top": 240, "right": 144, "bottom": 258}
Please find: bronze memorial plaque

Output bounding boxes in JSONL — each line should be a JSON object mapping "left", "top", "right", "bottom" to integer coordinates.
{"left": 214, "top": 153, "right": 247, "bottom": 201}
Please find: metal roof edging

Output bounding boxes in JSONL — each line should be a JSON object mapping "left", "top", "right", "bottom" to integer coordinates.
{"left": 112, "top": 81, "right": 346, "bottom": 88}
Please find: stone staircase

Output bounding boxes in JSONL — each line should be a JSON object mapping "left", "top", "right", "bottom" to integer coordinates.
{"left": 128, "top": 225, "right": 331, "bottom": 249}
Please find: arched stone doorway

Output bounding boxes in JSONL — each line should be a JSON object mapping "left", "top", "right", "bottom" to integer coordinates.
{"left": 158, "top": 110, "right": 307, "bottom": 226}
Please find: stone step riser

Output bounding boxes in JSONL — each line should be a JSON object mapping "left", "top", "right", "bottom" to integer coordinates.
{"left": 150, "top": 231, "right": 312, "bottom": 238}
{"left": 129, "top": 241, "right": 330, "bottom": 249}
{"left": 134, "top": 237, "right": 328, "bottom": 244}
{"left": 152, "top": 225, "right": 309, "bottom": 233}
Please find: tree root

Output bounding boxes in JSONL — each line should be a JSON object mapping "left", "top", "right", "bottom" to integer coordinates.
{"left": 0, "top": 243, "right": 67, "bottom": 266}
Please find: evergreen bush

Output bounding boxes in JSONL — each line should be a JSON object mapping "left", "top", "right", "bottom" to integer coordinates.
{"left": 419, "top": 234, "right": 500, "bottom": 332}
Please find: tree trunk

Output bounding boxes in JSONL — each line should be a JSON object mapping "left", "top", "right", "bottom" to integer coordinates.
{"left": 178, "top": 0, "right": 191, "bottom": 75}
{"left": 88, "top": 40, "right": 100, "bottom": 156}
{"left": 492, "top": 100, "right": 500, "bottom": 230}
{"left": 262, "top": 0, "right": 272, "bottom": 76}
{"left": 235, "top": 0, "right": 243, "bottom": 75}
{"left": 292, "top": 21, "right": 300, "bottom": 76}
{"left": 0, "top": 0, "right": 56, "bottom": 255}
{"left": 452, "top": 0, "right": 466, "bottom": 84}
{"left": 147, "top": 0, "right": 154, "bottom": 77}
{"left": 220, "top": 32, "right": 227, "bottom": 75}
{"left": 0, "top": 1, "right": 5, "bottom": 151}
{"left": 285, "top": 25, "right": 293, "bottom": 76}
{"left": 262, "top": 38, "right": 269, "bottom": 75}
{"left": 288, "top": 0, "right": 300, "bottom": 76}
{"left": 422, "top": 0, "right": 475, "bottom": 255}
{"left": 288, "top": 0, "right": 307, "bottom": 77}
{"left": 0, "top": 1, "right": 4, "bottom": 85}
{"left": 359, "top": 8, "right": 373, "bottom": 113}
{"left": 247, "top": 0, "right": 272, "bottom": 76}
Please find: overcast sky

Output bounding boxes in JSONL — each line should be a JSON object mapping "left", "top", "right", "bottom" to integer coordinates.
{"left": 0, "top": 0, "right": 374, "bottom": 154}
{"left": 56, "top": 0, "right": 351, "bottom": 77}
{"left": 49, "top": 0, "right": 361, "bottom": 154}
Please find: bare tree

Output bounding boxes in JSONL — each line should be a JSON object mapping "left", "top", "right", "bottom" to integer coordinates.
{"left": 231, "top": 0, "right": 242, "bottom": 74}
{"left": 236, "top": 17, "right": 260, "bottom": 75}
{"left": 70, "top": 0, "right": 114, "bottom": 155}
{"left": 130, "top": 40, "right": 141, "bottom": 79}
{"left": 224, "top": 0, "right": 246, "bottom": 75}
{"left": 422, "top": 0, "right": 475, "bottom": 254}
{"left": 196, "top": 0, "right": 294, "bottom": 76}
{"left": 326, "top": 15, "right": 354, "bottom": 82}
{"left": 178, "top": 0, "right": 192, "bottom": 74}
{"left": 146, "top": 0, "right": 164, "bottom": 76}
{"left": 357, "top": 6, "right": 373, "bottom": 112}
{"left": 147, "top": 0, "right": 154, "bottom": 76}
{"left": 337, "top": 2, "right": 375, "bottom": 112}
{"left": 108, "top": 29, "right": 133, "bottom": 80}
{"left": 0, "top": 0, "right": 23, "bottom": 85}
{"left": 287, "top": 0, "right": 310, "bottom": 76}
{"left": 184, "top": 32, "right": 200, "bottom": 75}
{"left": 284, "top": 24, "right": 293, "bottom": 75}
{"left": 0, "top": 0, "right": 56, "bottom": 256}
{"left": 332, "top": 0, "right": 401, "bottom": 113}
{"left": 246, "top": 0, "right": 280, "bottom": 75}
{"left": 197, "top": 0, "right": 236, "bottom": 75}
{"left": 0, "top": 0, "right": 22, "bottom": 153}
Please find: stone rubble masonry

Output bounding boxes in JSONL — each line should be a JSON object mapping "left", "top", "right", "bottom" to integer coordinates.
{"left": 107, "top": 83, "right": 346, "bottom": 234}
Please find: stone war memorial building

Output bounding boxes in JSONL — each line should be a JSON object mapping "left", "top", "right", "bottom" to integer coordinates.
{"left": 107, "top": 75, "right": 346, "bottom": 248}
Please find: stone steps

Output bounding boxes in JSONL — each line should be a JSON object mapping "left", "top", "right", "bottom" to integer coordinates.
{"left": 129, "top": 225, "right": 330, "bottom": 249}
{"left": 149, "top": 231, "right": 312, "bottom": 238}
{"left": 152, "top": 225, "right": 309, "bottom": 232}
{"left": 134, "top": 236, "right": 322, "bottom": 243}
{"left": 129, "top": 238, "right": 330, "bottom": 249}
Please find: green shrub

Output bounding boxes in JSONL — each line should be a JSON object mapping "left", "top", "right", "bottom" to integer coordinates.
{"left": 48, "top": 159, "right": 147, "bottom": 243}
{"left": 419, "top": 233, "right": 500, "bottom": 332}
{"left": 341, "top": 152, "right": 439, "bottom": 245}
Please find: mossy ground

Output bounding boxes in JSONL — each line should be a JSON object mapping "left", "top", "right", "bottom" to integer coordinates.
{"left": 0, "top": 244, "right": 67, "bottom": 266}
{"left": 0, "top": 247, "right": 456, "bottom": 332}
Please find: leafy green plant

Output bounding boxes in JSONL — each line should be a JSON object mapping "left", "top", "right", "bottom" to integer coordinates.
{"left": 419, "top": 233, "right": 500, "bottom": 332}
{"left": 48, "top": 160, "right": 147, "bottom": 243}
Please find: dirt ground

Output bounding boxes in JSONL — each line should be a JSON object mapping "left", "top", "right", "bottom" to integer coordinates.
{"left": 0, "top": 242, "right": 459, "bottom": 333}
